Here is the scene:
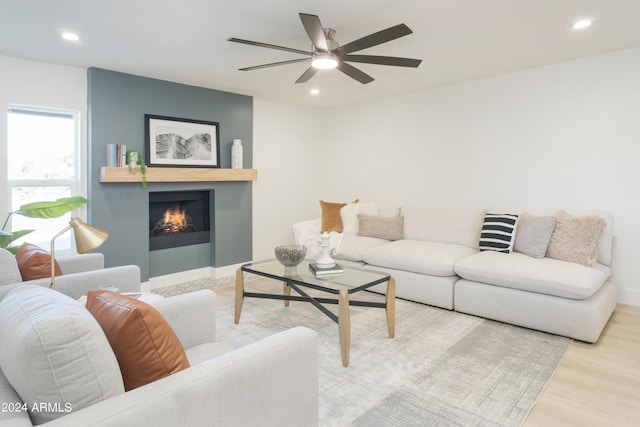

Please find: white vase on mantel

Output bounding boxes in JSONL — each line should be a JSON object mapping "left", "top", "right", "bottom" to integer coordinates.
{"left": 231, "top": 139, "right": 243, "bottom": 169}
{"left": 315, "top": 231, "right": 335, "bottom": 269}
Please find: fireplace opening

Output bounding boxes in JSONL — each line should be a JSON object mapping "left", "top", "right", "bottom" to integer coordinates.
{"left": 149, "top": 191, "right": 211, "bottom": 251}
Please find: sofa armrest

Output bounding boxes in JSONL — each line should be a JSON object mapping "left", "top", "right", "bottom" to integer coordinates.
{"left": 0, "top": 265, "right": 140, "bottom": 302}
{"left": 46, "top": 327, "right": 319, "bottom": 427}
{"left": 54, "top": 265, "right": 141, "bottom": 299}
{"left": 57, "top": 253, "right": 105, "bottom": 274}
{"left": 150, "top": 290, "right": 217, "bottom": 349}
{"left": 38, "top": 265, "right": 140, "bottom": 299}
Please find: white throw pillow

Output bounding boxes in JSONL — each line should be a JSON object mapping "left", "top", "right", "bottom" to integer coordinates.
{"left": 340, "top": 202, "right": 379, "bottom": 235}
{"left": 0, "top": 285, "right": 125, "bottom": 424}
{"left": 0, "top": 248, "right": 22, "bottom": 286}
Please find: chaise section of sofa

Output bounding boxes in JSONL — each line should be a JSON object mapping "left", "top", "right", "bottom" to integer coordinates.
{"left": 453, "top": 210, "right": 616, "bottom": 342}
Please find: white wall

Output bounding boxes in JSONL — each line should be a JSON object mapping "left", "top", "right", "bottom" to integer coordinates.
{"left": 252, "top": 99, "right": 326, "bottom": 260}
{"left": 253, "top": 47, "right": 640, "bottom": 305}
{"left": 0, "top": 55, "right": 88, "bottom": 220}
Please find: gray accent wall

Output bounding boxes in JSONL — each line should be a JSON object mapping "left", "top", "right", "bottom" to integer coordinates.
{"left": 88, "top": 68, "right": 253, "bottom": 281}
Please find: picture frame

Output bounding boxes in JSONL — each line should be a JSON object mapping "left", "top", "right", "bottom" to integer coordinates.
{"left": 145, "top": 114, "right": 220, "bottom": 168}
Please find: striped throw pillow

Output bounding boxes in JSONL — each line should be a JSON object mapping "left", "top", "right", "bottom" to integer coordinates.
{"left": 479, "top": 213, "right": 519, "bottom": 253}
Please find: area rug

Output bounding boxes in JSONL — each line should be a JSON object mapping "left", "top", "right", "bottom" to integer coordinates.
{"left": 154, "top": 278, "right": 571, "bottom": 427}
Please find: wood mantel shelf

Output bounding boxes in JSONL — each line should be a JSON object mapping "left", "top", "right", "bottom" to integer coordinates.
{"left": 99, "top": 167, "right": 257, "bottom": 183}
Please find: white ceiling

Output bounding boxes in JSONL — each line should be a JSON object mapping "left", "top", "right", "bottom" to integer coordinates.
{"left": 2, "top": 0, "right": 640, "bottom": 108}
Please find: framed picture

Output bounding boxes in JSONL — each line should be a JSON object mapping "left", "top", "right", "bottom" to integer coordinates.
{"left": 145, "top": 114, "right": 220, "bottom": 168}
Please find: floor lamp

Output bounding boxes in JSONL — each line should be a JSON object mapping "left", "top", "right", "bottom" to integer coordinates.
{"left": 50, "top": 217, "right": 109, "bottom": 290}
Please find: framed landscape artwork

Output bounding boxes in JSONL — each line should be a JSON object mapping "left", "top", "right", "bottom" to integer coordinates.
{"left": 145, "top": 114, "right": 220, "bottom": 168}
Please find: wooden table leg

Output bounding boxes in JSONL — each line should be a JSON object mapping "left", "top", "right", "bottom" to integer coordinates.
{"left": 338, "top": 289, "right": 351, "bottom": 367}
{"left": 283, "top": 282, "right": 291, "bottom": 307}
{"left": 234, "top": 268, "right": 244, "bottom": 324}
{"left": 386, "top": 276, "right": 396, "bottom": 338}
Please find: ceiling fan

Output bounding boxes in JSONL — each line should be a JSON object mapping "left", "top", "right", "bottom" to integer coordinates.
{"left": 228, "top": 13, "right": 422, "bottom": 84}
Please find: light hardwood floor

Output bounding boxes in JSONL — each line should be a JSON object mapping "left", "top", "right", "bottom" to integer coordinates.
{"left": 524, "top": 304, "right": 640, "bottom": 426}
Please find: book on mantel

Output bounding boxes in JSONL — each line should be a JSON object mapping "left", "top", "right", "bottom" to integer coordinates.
{"left": 309, "top": 262, "right": 344, "bottom": 277}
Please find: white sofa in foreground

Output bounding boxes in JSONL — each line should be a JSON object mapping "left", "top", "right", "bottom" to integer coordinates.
{"left": 294, "top": 203, "right": 615, "bottom": 343}
{"left": 0, "top": 286, "right": 319, "bottom": 426}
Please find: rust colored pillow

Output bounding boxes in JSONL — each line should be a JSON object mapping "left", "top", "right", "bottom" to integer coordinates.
{"left": 320, "top": 200, "right": 347, "bottom": 233}
{"left": 86, "top": 290, "right": 190, "bottom": 391}
{"left": 15, "top": 242, "right": 62, "bottom": 281}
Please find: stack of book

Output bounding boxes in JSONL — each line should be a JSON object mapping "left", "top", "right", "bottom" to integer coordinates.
{"left": 106, "top": 144, "right": 127, "bottom": 167}
{"left": 309, "top": 262, "right": 344, "bottom": 278}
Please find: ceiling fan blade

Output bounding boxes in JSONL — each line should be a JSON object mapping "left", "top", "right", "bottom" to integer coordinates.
{"left": 337, "top": 62, "right": 374, "bottom": 84}
{"left": 228, "top": 37, "right": 309, "bottom": 56}
{"left": 239, "top": 58, "right": 310, "bottom": 72}
{"left": 338, "top": 24, "right": 413, "bottom": 54}
{"left": 343, "top": 54, "right": 422, "bottom": 68}
{"left": 299, "top": 13, "right": 328, "bottom": 52}
{"left": 295, "top": 67, "right": 319, "bottom": 84}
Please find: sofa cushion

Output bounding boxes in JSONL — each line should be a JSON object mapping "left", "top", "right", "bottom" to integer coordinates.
{"left": 362, "top": 239, "right": 478, "bottom": 276}
{"left": 402, "top": 206, "right": 486, "bottom": 249}
{"left": 319, "top": 200, "right": 347, "bottom": 233}
{"left": 0, "top": 248, "right": 22, "bottom": 286}
{"left": 0, "top": 285, "right": 124, "bottom": 425}
{"left": 15, "top": 242, "right": 62, "bottom": 281}
{"left": 335, "top": 234, "right": 389, "bottom": 262}
{"left": 478, "top": 213, "right": 518, "bottom": 253}
{"left": 546, "top": 211, "right": 606, "bottom": 267}
{"left": 454, "top": 251, "right": 610, "bottom": 299}
{"left": 86, "top": 290, "right": 190, "bottom": 391}
{"left": 357, "top": 214, "right": 404, "bottom": 241}
{"left": 514, "top": 213, "right": 556, "bottom": 258}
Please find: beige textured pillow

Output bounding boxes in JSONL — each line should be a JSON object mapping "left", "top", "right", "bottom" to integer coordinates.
{"left": 546, "top": 211, "right": 606, "bottom": 267}
{"left": 357, "top": 214, "right": 404, "bottom": 241}
{"left": 86, "top": 290, "right": 190, "bottom": 391}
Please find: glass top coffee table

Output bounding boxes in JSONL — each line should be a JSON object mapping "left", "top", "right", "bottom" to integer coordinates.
{"left": 235, "top": 259, "right": 395, "bottom": 367}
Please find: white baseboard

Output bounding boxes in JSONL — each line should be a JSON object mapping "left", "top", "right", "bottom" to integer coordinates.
{"left": 141, "top": 261, "right": 250, "bottom": 292}
{"left": 617, "top": 287, "right": 640, "bottom": 307}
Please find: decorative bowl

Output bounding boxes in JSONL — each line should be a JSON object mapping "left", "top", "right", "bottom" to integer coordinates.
{"left": 275, "top": 245, "right": 307, "bottom": 270}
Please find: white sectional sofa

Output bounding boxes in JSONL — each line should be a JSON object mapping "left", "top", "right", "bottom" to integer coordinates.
{"left": 293, "top": 203, "right": 616, "bottom": 343}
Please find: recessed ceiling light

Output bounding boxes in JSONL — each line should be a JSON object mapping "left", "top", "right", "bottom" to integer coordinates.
{"left": 573, "top": 19, "right": 592, "bottom": 30}
{"left": 310, "top": 89, "right": 320, "bottom": 95}
{"left": 62, "top": 32, "right": 80, "bottom": 41}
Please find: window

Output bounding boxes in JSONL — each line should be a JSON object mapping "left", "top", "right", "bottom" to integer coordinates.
{"left": 6, "top": 106, "right": 81, "bottom": 251}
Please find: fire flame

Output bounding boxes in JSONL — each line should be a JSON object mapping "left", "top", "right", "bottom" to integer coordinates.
{"left": 163, "top": 205, "right": 186, "bottom": 232}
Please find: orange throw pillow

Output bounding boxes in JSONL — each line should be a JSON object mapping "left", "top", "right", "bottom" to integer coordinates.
{"left": 15, "top": 242, "right": 62, "bottom": 281}
{"left": 320, "top": 200, "right": 347, "bottom": 233}
{"left": 86, "top": 291, "right": 190, "bottom": 391}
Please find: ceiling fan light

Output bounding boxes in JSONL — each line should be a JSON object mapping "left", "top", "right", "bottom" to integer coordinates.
{"left": 573, "top": 19, "right": 592, "bottom": 29}
{"left": 312, "top": 53, "right": 338, "bottom": 70}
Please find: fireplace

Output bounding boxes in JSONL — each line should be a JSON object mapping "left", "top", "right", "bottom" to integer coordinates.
{"left": 149, "top": 190, "right": 211, "bottom": 251}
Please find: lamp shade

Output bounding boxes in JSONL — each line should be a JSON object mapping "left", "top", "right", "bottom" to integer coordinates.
{"left": 69, "top": 218, "right": 109, "bottom": 253}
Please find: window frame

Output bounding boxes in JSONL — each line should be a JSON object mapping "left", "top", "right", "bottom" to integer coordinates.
{"left": 6, "top": 105, "right": 83, "bottom": 251}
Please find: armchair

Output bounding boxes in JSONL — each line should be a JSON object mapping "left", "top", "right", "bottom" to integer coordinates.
{"left": 0, "top": 251, "right": 141, "bottom": 300}
{"left": 0, "top": 287, "right": 319, "bottom": 427}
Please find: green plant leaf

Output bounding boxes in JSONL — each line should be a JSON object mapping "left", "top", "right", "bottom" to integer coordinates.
{"left": 14, "top": 196, "right": 88, "bottom": 219}
{"left": 0, "top": 229, "right": 34, "bottom": 249}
